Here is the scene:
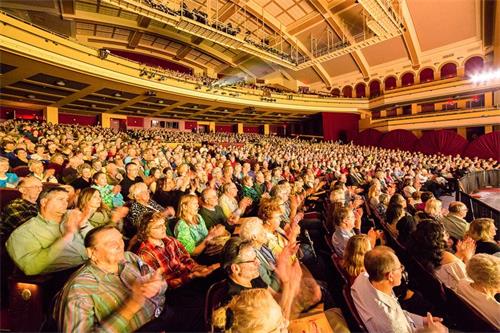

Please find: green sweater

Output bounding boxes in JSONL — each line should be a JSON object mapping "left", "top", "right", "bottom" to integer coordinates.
{"left": 6, "top": 213, "right": 92, "bottom": 275}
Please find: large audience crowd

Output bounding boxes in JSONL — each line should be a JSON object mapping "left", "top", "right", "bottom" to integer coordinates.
{"left": 0, "top": 119, "right": 498, "bottom": 333}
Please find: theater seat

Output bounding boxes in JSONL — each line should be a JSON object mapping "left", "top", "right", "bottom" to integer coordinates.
{"left": 8, "top": 272, "right": 53, "bottom": 332}
{"left": 11, "top": 166, "right": 30, "bottom": 177}
{"left": 444, "top": 286, "right": 498, "bottom": 332}
{"left": 0, "top": 188, "right": 21, "bottom": 211}
{"left": 204, "top": 279, "right": 228, "bottom": 332}
{"left": 342, "top": 285, "right": 368, "bottom": 333}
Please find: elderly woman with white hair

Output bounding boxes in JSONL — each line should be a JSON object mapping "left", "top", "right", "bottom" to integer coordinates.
{"left": 124, "top": 182, "right": 174, "bottom": 238}
{"left": 456, "top": 254, "right": 500, "bottom": 329}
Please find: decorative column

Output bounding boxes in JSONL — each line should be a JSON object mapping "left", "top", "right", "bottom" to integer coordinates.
{"left": 43, "top": 106, "right": 58, "bottom": 124}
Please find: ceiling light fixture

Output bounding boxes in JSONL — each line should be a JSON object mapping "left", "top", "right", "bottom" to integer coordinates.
{"left": 113, "top": 92, "right": 122, "bottom": 97}
{"left": 158, "top": 100, "right": 164, "bottom": 104}
{"left": 27, "top": 94, "right": 36, "bottom": 99}
{"left": 56, "top": 80, "right": 66, "bottom": 86}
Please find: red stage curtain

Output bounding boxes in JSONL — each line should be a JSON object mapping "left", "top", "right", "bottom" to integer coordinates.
{"left": 414, "top": 130, "right": 467, "bottom": 156}
{"left": 353, "top": 129, "right": 383, "bottom": 147}
{"left": 464, "top": 132, "right": 500, "bottom": 161}
{"left": 379, "top": 129, "right": 418, "bottom": 151}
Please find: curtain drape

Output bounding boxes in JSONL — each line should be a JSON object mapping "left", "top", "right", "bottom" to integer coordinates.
{"left": 464, "top": 131, "right": 500, "bottom": 161}
{"left": 353, "top": 128, "right": 383, "bottom": 146}
{"left": 379, "top": 129, "right": 418, "bottom": 151}
{"left": 414, "top": 129, "right": 467, "bottom": 156}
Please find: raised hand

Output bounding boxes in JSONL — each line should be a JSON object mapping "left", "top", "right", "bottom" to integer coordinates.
{"left": 456, "top": 237, "right": 476, "bottom": 262}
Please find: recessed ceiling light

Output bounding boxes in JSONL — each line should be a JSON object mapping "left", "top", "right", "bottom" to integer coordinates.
{"left": 56, "top": 80, "right": 66, "bottom": 86}
{"left": 158, "top": 100, "right": 164, "bottom": 104}
{"left": 113, "top": 92, "right": 122, "bottom": 97}
{"left": 91, "top": 104, "right": 96, "bottom": 108}
{"left": 27, "top": 94, "right": 36, "bottom": 99}
{"left": 193, "top": 105, "right": 198, "bottom": 109}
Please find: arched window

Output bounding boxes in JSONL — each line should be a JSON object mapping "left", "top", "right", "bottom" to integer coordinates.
{"left": 401, "top": 72, "right": 414, "bottom": 86}
{"left": 440, "top": 63, "right": 457, "bottom": 79}
{"left": 384, "top": 76, "right": 397, "bottom": 90}
{"left": 464, "top": 56, "right": 484, "bottom": 77}
{"left": 355, "top": 83, "right": 366, "bottom": 98}
{"left": 342, "top": 86, "right": 353, "bottom": 98}
{"left": 369, "top": 80, "right": 381, "bottom": 98}
{"left": 331, "top": 88, "right": 340, "bottom": 97}
{"left": 419, "top": 68, "right": 434, "bottom": 83}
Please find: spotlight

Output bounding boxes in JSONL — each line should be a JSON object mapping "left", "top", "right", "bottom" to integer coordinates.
{"left": 55, "top": 80, "right": 66, "bottom": 86}
{"left": 113, "top": 92, "right": 122, "bottom": 97}
{"left": 470, "top": 70, "right": 500, "bottom": 83}
{"left": 158, "top": 99, "right": 164, "bottom": 104}
{"left": 98, "top": 48, "right": 111, "bottom": 59}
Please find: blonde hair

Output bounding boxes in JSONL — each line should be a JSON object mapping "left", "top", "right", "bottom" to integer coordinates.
{"left": 342, "top": 234, "right": 371, "bottom": 278}
{"left": 239, "top": 217, "right": 265, "bottom": 242}
{"left": 177, "top": 194, "right": 200, "bottom": 224}
{"left": 258, "top": 198, "right": 282, "bottom": 223}
{"left": 212, "top": 289, "right": 283, "bottom": 332}
{"left": 466, "top": 254, "right": 500, "bottom": 290}
{"left": 468, "top": 218, "right": 495, "bottom": 241}
{"left": 424, "top": 198, "right": 442, "bottom": 216}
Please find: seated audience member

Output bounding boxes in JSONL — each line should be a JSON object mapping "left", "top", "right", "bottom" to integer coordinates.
{"left": 351, "top": 246, "right": 446, "bottom": 333}
{"left": 332, "top": 207, "right": 377, "bottom": 256}
{"left": 6, "top": 186, "right": 92, "bottom": 275}
{"left": 125, "top": 182, "right": 171, "bottom": 238}
{"left": 408, "top": 220, "right": 475, "bottom": 289}
{"left": 91, "top": 171, "right": 124, "bottom": 209}
{"left": 0, "top": 176, "right": 42, "bottom": 240}
{"left": 199, "top": 187, "right": 235, "bottom": 232}
{"left": 220, "top": 238, "right": 268, "bottom": 304}
{"left": 70, "top": 163, "right": 93, "bottom": 190}
{"left": 238, "top": 217, "right": 323, "bottom": 316}
{"left": 30, "top": 144, "right": 49, "bottom": 161}
{"left": 152, "top": 169, "right": 186, "bottom": 208}
{"left": 415, "top": 198, "right": 443, "bottom": 222}
{"left": 62, "top": 156, "right": 83, "bottom": 185}
{"left": 440, "top": 201, "right": 469, "bottom": 241}
{"left": 174, "top": 194, "right": 227, "bottom": 257}
{"left": 0, "top": 156, "right": 19, "bottom": 188}
{"left": 104, "top": 162, "right": 123, "bottom": 186}
{"left": 77, "top": 187, "right": 128, "bottom": 229}
{"left": 9, "top": 148, "right": 29, "bottom": 168}
{"left": 387, "top": 194, "right": 416, "bottom": 245}
{"left": 136, "top": 211, "right": 219, "bottom": 288}
{"left": 54, "top": 225, "right": 202, "bottom": 333}
{"left": 259, "top": 198, "right": 300, "bottom": 257}
{"left": 343, "top": 236, "right": 432, "bottom": 315}
{"left": 342, "top": 234, "right": 372, "bottom": 284}
{"left": 467, "top": 218, "right": 499, "bottom": 255}
{"left": 213, "top": 277, "right": 299, "bottom": 333}
{"left": 218, "top": 182, "right": 252, "bottom": 218}
{"left": 413, "top": 191, "right": 434, "bottom": 212}
{"left": 119, "top": 162, "right": 143, "bottom": 199}
{"left": 28, "top": 159, "right": 58, "bottom": 183}
{"left": 241, "top": 175, "right": 260, "bottom": 214}
{"left": 456, "top": 254, "right": 500, "bottom": 329}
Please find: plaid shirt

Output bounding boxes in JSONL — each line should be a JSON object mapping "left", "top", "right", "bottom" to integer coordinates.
{"left": 0, "top": 198, "right": 37, "bottom": 241}
{"left": 54, "top": 252, "right": 167, "bottom": 333}
{"left": 136, "top": 237, "right": 195, "bottom": 287}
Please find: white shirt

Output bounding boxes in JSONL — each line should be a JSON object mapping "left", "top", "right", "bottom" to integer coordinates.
{"left": 435, "top": 260, "right": 468, "bottom": 290}
{"left": 351, "top": 273, "right": 424, "bottom": 333}
{"left": 455, "top": 280, "right": 500, "bottom": 329}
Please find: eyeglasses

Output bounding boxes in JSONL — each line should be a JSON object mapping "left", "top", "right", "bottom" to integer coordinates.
{"left": 234, "top": 257, "right": 258, "bottom": 265}
{"left": 392, "top": 264, "right": 405, "bottom": 272}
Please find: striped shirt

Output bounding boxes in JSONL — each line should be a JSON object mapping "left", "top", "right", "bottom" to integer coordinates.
{"left": 54, "top": 252, "right": 167, "bottom": 333}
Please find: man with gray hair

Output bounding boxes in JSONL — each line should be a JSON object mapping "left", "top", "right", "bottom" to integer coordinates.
{"left": 441, "top": 201, "right": 469, "bottom": 240}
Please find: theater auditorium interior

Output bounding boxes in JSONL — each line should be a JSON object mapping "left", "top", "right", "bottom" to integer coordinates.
{"left": 0, "top": 0, "right": 499, "bottom": 332}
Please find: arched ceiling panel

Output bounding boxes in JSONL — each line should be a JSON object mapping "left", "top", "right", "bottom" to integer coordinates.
{"left": 321, "top": 54, "right": 359, "bottom": 77}
{"left": 407, "top": 0, "right": 478, "bottom": 51}
{"left": 362, "top": 37, "right": 409, "bottom": 67}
